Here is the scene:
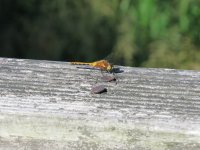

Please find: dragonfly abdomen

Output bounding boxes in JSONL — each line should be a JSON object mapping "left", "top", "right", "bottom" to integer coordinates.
{"left": 71, "top": 60, "right": 113, "bottom": 71}
{"left": 71, "top": 62, "right": 91, "bottom": 65}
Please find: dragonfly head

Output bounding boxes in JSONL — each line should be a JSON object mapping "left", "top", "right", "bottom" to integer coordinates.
{"left": 107, "top": 64, "right": 114, "bottom": 72}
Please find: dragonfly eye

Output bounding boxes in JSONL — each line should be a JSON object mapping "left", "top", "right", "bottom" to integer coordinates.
{"left": 107, "top": 64, "right": 113, "bottom": 72}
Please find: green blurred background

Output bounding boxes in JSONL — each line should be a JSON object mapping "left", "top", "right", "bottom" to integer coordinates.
{"left": 0, "top": 0, "right": 200, "bottom": 70}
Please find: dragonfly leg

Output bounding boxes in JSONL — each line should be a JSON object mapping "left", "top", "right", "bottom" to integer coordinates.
{"left": 113, "top": 72, "right": 118, "bottom": 84}
{"left": 94, "top": 69, "right": 105, "bottom": 84}
{"left": 112, "top": 71, "right": 118, "bottom": 85}
{"left": 101, "top": 69, "right": 106, "bottom": 77}
{"left": 95, "top": 76, "right": 99, "bottom": 84}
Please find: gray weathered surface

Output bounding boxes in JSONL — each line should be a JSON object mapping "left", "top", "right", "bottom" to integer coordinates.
{"left": 0, "top": 57, "right": 200, "bottom": 150}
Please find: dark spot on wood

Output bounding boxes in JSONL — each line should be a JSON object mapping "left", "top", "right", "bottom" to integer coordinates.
{"left": 91, "top": 85, "right": 107, "bottom": 94}
{"left": 101, "top": 75, "right": 116, "bottom": 82}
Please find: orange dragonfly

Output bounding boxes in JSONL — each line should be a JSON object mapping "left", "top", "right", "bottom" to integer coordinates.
{"left": 71, "top": 59, "right": 114, "bottom": 73}
{"left": 71, "top": 59, "right": 117, "bottom": 82}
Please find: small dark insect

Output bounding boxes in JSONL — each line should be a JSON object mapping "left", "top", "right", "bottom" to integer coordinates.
{"left": 101, "top": 75, "right": 116, "bottom": 82}
{"left": 91, "top": 85, "right": 107, "bottom": 94}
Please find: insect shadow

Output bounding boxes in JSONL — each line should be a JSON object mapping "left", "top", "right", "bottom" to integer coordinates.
{"left": 76, "top": 66, "right": 124, "bottom": 74}
{"left": 110, "top": 67, "right": 124, "bottom": 74}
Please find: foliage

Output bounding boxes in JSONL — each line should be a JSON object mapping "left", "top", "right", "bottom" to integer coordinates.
{"left": 0, "top": 0, "right": 199, "bottom": 70}
{"left": 112, "top": 0, "right": 200, "bottom": 69}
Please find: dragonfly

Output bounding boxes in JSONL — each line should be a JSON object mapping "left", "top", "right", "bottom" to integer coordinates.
{"left": 71, "top": 59, "right": 117, "bottom": 82}
{"left": 71, "top": 59, "right": 114, "bottom": 73}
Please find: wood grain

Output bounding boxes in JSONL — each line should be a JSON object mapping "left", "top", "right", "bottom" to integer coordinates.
{"left": 0, "top": 57, "right": 200, "bottom": 149}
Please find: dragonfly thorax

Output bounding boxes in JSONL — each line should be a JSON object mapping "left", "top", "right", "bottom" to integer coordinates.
{"left": 92, "top": 60, "right": 113, "bottom": 72}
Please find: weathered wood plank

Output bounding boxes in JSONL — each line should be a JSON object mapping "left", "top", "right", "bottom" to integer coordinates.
{"left": 0, "top": 57, "right": 200, "bottom": 149}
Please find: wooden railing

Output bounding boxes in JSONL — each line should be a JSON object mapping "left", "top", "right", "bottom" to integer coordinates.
{"left": 0, "top": 57, "right": 200, "bottom": 149}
